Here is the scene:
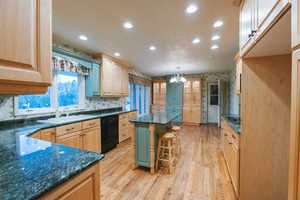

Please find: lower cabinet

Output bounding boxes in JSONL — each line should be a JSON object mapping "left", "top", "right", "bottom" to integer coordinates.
{"left": 221, "top": 119, "right": 240, "bottom": 196}
{"left": 30, "top": 119, "right": 101, "bottom": 153}
{"left": 56, "top": 132, "right": 81, "bottom": 149}
{"left": 81, "top": 127, "right": 101, "bottom": 152}
{"left": 39, "top": 162, "right": 100, "bottom": 200}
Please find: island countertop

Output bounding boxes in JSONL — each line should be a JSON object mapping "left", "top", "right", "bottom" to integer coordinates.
{"left": 130, "top": 111, "right": 180, "bottom": 125}
{"left": 0, "top": 107, "right": 136, "bottom": 200}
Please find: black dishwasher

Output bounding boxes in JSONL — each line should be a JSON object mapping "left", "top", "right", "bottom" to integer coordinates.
{"left": 101, "top": 115, "right": 119, "bottom": 153}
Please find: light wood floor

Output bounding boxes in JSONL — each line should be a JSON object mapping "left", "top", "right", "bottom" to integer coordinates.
{"left": 100, "top": 125, "right": 236, "bottom": 200}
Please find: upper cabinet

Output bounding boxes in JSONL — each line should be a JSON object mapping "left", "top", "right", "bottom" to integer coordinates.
{"left": 153, "top": 80, "right": 167, "bottom": 106}
{"left": 292, "top": 0, "right": 300, "bottom": 48}
{"left": 0, "top": 0, "right": 52, "bottom": 94}
{"left": 235, "top": 54, "right": 242, "bottom": 96}
{"left": 94, "top": 54, "right": 129, "bottom": 97}
{"left": 239, "top": 0, "right": 290, "bottom": 54}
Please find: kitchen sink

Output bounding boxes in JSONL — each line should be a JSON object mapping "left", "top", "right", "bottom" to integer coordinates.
{"left": 38, "top": 115, "right": 94, "bottom": 124}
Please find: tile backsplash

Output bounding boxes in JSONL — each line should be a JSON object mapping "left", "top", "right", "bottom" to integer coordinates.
{"left": 0, "top": 95, "right": 124, "bottom": 121}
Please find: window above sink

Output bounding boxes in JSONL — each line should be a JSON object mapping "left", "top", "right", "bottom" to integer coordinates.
{"left": 15, "top": 71, "right": 85, "bottom": 116}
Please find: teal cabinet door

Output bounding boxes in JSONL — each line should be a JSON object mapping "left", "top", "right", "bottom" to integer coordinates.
{"left": 135, "top": 124, "right": 151, "bottom": 167}
{"left": 86, "top": 63, "right": 101, "bottom": 97}
{"left": 167, "top": 82, "right": 183, "bottom": 123}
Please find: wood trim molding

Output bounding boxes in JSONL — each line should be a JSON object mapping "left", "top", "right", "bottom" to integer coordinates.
{"left": 129, "top": 73, "right": 151, "bottom": 86}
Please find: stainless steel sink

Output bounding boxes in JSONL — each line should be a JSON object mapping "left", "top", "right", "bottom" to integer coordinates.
{"left": 38, "top": 115, "right": 94, "bottom": 124}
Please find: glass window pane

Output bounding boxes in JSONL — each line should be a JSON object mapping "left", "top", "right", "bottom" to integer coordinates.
{"left": 57, "top": 71, "right": 79, "bottom": 107}
{"left": 18, "top": 87, "right": 51, "bottom": 109}
{"left": 210, "top": 96, "right": 219, "bottom": 105}
{"left": 211, "top": 85, "right": 218, "bottom": 95}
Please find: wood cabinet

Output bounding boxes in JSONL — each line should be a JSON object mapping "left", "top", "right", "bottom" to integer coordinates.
{"left": 235, "top": 55, "right": 242, "bottom": 95}
{"left": 221, "top": 118, "right": 240, "bottom": 197}
{"left": 56, "top": 119, "right": 101, "bottom": 153}
{"left": 153, "top": 80, "right": 167, "bottom": 106}
{"left": 239, "top": 0, "right": 290, "bottom": 54}
{"left": 81, "top": 127, "right": 101, "bottom": 153}
{"left": 0, "top": 0, "right": 52, "bottom": 94}
{"left": 292, "top": 0, "right": 300, "bottom": 48}
{"left": 183, "top": 78, "right": 201, "bottom": 124}
{"left": 289, "top": 50, "right": 300, "bottom": 200}
{"left": 240, "top": 0, "right": 254, "bottom": 50}
{"left": 94, "top": 54, "right": 129, "bottom": 97}
{"left": 119, "top": 111, "right": 137, "bottom": 143}
{"left": 40, "top": 128, "right": 56, "bottom": 142}
{"left": 31, "top": 132, "right": 41, "bottom": 139}
{"left": 40, "top": 162, "right": 100, "bottom": 200}
{"left": 86, "top": 63, "right": 101, "bottom": 97}
{"left": 56, "top": 132, "right": 81, "bottom": 149}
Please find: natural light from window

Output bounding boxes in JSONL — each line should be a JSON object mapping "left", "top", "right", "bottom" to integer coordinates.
{"left": 57, "top": 72, "right": 79, "bottom": 107}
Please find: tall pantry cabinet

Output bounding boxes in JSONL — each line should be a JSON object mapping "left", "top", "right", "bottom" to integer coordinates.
{"left": 183, "top": 78, "right": 201, "bottom": 124}
{"left": 0, "top": 0, "right": 52, "bottom": 94}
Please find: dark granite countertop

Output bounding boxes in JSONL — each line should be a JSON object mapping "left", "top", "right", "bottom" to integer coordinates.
{"left": 0, "top": 108, "right": 136, "bottom": 200}
{"left": 130, "top": 111, "right": 179, "bottom": 125}
{"left": 222, "top": 114, "right": 241, "bottom": 134}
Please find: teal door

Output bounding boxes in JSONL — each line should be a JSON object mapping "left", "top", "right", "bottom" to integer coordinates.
{"left": 135, "top": 124, "right": 151, "bottom": 167}
{"left": 167, "top": 82, "right": 183, "bottom": 123}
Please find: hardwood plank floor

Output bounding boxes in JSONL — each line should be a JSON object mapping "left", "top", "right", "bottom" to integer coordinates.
{"left": 100, "top": 125, "right": 236, "bottom": 200}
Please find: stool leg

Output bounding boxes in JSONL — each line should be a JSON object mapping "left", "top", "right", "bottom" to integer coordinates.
{"left": 168, "top": 139, "right": 173, "bottom": 174}
{"left": 156, "top": 137, "right": 162, "bottom": 171}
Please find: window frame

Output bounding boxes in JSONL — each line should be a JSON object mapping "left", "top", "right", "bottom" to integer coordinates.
{"left": 14, "top": 71, "right": 85, "bottom": 116}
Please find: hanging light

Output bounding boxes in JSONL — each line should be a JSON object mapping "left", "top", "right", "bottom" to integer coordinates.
{"left": 169, "top": 67, "right": 186, "bottom": 83}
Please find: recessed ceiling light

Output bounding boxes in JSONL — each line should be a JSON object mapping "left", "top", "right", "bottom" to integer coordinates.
{"left": 78, "top": 35, "right": 88, "bottom": 41}
{"left": 149, "top": 46, "right": 156, "bottom": 51}
{"left": 192, "top": 38, "right": 200, "bottom": 44}
{"left": 186, "top": 4, "right": 198, "bottom": 14}
{"left": 114, "top": 52, "right": 120, "bottom": 57}
{"left": 213, "top": 20, "right": 224, "bottom": 28}
{"left": 123, "top": 21, "right": 133, "bottom": 29}
{"left": 211, "top": 35, "right": 221, "bottom": 41}
{"left": 211, "top": 45, "right": 219, "bottom": 50}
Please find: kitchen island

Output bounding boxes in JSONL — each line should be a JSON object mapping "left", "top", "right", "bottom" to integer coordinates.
{"left": 130, "top": 111, "right": 180, "bottom": 174}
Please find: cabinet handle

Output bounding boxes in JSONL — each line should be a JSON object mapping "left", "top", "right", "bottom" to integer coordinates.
{"left": 224, "top": 133, "right": 228, "bottom": 136}
{"left": 229, "top": 142, "right": 233, "bottom": 145}
{"left": 232, "top": 135, "right": 236, "bottom": 139}
{"left": 80, "top": 133, "right": 86, "bottom": 136}
{"left": 66, "top": 127, "right": 74, "bottom": 131}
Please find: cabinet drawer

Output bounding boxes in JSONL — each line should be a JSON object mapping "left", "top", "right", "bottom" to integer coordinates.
{"left": 56, "top": 123, "right": 82, "bottom": 136}
{"left": 129, "top": 111, "right": 137, "bottom": 119}
{"left": 82, "top": 119, "right": 100, "bottom": 130}
{"left": 119, "top": 113, "right": 129, "bottom": 120}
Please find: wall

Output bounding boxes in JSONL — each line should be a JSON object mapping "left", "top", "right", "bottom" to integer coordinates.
{"left": 229, "top": 68, "right": 240, "bottom": 115}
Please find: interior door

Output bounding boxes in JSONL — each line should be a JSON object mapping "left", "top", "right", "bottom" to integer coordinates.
{"left": 208, "top": 83, "right": 219, "bottom": 123}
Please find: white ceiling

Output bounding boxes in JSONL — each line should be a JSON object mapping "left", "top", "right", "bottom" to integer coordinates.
{"left": 53, "top": 0, "right": 239, "bottom": 76}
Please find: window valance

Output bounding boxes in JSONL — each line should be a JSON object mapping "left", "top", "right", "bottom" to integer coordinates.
{"left": 52, "top": 56, "right": 90, "bottom": 76}
{"left": 129, "top": 73, "right": 152, "bottom": 86}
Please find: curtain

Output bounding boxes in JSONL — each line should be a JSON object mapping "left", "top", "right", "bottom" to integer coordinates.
{"left": 52, "top": 56, "right": 90, "bottom": 76}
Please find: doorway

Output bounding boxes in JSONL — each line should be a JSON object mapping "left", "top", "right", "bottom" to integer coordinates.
{"left": 207, "top": 82, "right": 219, "bottom": 123}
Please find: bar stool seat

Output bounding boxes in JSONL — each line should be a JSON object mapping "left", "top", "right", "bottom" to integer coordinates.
{"left": 155, "top": 132, "right": 177, "bottom": 174}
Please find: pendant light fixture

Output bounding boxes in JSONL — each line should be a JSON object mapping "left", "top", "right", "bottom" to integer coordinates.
{"left": 170, "top": 66, "right": 187, "bottom": 83}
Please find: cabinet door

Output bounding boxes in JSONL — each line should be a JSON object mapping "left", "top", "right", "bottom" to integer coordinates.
{"left": 114, "top": 63, "right": 122, "bottom": 95}
{"left": 135, "top": 125, "right": 151, "bottom": 167}
{"left": 121, "top": 67, "right": 129, "bottom": 96}
{"left": 232, "top": 144, "right": 240, "bottom": 193}
{"left": 31, "top": 132, "right": 41, "bottom": 139}
{"left": 0, "top": 0, "right": 52, "bottom": 94}
{"left": 92, "top": 63, "right": 100, "bottom": 96}
{"left": 40, "top": 128, "right": 56, "bottom": 142}
{"left": 292, "top": 0, "right": 300, "bottom": 48}
{"left": 55, "top": 175, "right": 96, "bottom": 200}
{"left": 82, "top": 128, "right": 100, "bottom": 152}
{"left": 236, "top": 59, "right": 242, "bottom": 95}
{"left": 257, "top": 0, "right": 280, "bottom": 27}
{"left": 240, "top": 0, "right": 254, "bottom": 49}
{"left": 102, "top": 57, "right": 113, "bottom": 96}
{"left": 57, "top": 132, "right": 81, "bottom": 149}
